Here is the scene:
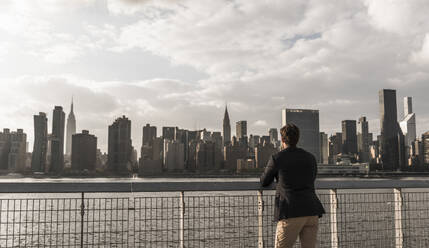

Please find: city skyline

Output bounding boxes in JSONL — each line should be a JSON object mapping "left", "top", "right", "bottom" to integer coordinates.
{"left": 2, "top": 1, "right": 429, "bottom": 152}
{"left": 0, "top": 90, "right": 428, "bottom": 154}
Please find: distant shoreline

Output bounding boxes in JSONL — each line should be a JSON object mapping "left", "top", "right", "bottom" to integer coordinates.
{"left": 1, "top": 171, "right": 429, "bottom": 179}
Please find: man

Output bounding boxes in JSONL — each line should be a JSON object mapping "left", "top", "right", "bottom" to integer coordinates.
{"left": 260, "top": 124, "right": 325, "bottom": 248}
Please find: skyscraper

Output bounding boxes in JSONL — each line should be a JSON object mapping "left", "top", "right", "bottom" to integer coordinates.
{"left": 50, "top": 106, "right": 65, "bottom": 173}
{"left": 400, "top": 97, "right": 417, "bottom": 148}
{"left": 31, "top": 112, "right": 48, "bottom": 172}
{"left": 0, "top": 129, "right": 27, "bottom": 172}
{"left": 421, "top": 132, "right": 429, "bottom": 165}
{"left": 65, "top": 98, "right": 76, "bottom": 156}
{"left": 282, "top": 109, "right": 320, "bottom": 162}
{"left": 236, "top": 121, "right": 247, "bottom": 139}
{"left": 223, "top": 106, "right": 231, "bottom": 146}
{"left": 357, "top": 116, "right": 370, "bottom": 162}
{"left": 341, "top": 120, "right": 357, "bottom": 155}
{"left": 269, "top": 128, "right": 278, "bottom": 144}
{"left": 71, "top": 130, "right": 97, "bottom": 171}
{"left": 0, "top": 129, "right": 11, "bottom": 170}
{"left": 107, "top": 116, "right": 133, "bottom": 173}
{"left": 163, "top": 139, "right": 184, "bottom": 171}
{"left": 9, "top": 129, "right": 27, "bottom": 172}
{"left": 196, "top": 140, "right": 216, "bottom": 170}
{"left": 320, "top": 132, "right": 329, "bottom": 164}
{"left": 142, "top": 124, "right": 157, "bottom": 146}
{"left": 379, "top": 89, "right": 403, "bottom": 170}
{"left": 162, "top": 127, "right": 175, "bottom": 140}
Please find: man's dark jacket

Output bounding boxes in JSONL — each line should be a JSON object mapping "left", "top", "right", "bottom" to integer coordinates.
{"left": 260, "top": 146, "right": 325, "bottom": 221}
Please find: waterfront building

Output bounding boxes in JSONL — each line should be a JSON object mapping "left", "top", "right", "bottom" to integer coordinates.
{"left": 223, "top": 106, "right": 231, "bottom": 146}
{"left": 96, "top": 149, "right": 108, "bottom": 170}
{"left": 187, "top": 131, "right": 198, "bottom": 143}
{"left": 139, "top": 137, "right": 163, "bottom": 175}
{"left": 174, "top": 127, "right": 189, "bottom": 163}
{"left": 269, "top": 128, "right": 278, "bottom": 145}
{"left": 328, "top": 133, "right": 342, "bottom": 164}
{"left": 236, "top": 121, "right": 247, "bottom": 140}
{"left": 379, "top": 89, "right": 405, "bottom": 170}
{"left": 422, "top": 132, "right": 429, "bottom": 165}
{"left": 260, "top": 136, "right": 270, "bottom": 146}
{"left": 237, "top": 158, "right": 255, "bottom": 173}
{"left": 65, "top": 99, "right": 76, "bottom": 156}
{"left": 357, "top": 117, "right": 370, "bottom": 162}
{"left": 196, "top": 140, "right": 216, "bottom": 170}
{"left": 320, "top": 132, "right": 329, "bottom": 164}
{"left": 139, "top": 159, "right": 162, "bottom": 175}
{"left": 249, "top": 135, "right": 260, "bottom": 150}
{"left": 107, "top": 116, "right": 133, "bottom": 173}
{"left": 342, "top": 120, "right": 357, "bottom": 155}
{"left": 31, "top": 113, "right": 48, "bottom": 172}
{"left": 224, "top": 139, "right": 247, "bottom": 171}
{"left": 210, "top": 132, "right": 223, "bottom": 168}
{"left": 0, "top": 129, "right": 27, "bottom": 172}
{"left": 400, "top": 97, "right": 417, "bottom": 159}
{"left": 8, "top": 129, "right": 27, "bottom": 172}
{"left": 140, "top": 124, "right": 158, "bottom": 166}
{"left": 199, "top": 129, "right": 211, "bottom": 142}
{"left": 187, "top": 140, "right": 198, "bottom": 170}
{"left": 142, "top": 124, "right": 157, "bottom": 146}
{"left": 163, "top": 139, "right": 184, "bottom": 171}
{"left": 71, "top": 130, "right": 97, "bottom": 171}
{"left": 282, "top": 108, "right": 320, "bottom": 162}
{"left": 162, "top": 127, "right": 175, "bottom": 140}
{"left": 255, "top": 142, "right": 277, "bottom": 168}
{"left": 50, "top": 106, "right": 65, "bottom": 173}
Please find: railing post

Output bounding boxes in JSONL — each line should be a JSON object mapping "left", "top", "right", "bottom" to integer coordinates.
{"left": 394, "top": 188, "right": 403, "bottom": 248}
{"left": 330, "top": 189, "right": 338, "bottom": 248}
{"left": 80, "top": 192, "right": 85, "bottom": 248}
{"left": 179, "top": 191, "right": 185, "bottom": 248}
{"left": 257, "top": 190, "right": 264, "bottom": 248}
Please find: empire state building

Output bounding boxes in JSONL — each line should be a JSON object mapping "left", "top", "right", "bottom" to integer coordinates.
{"left": 65, "top": 98, "right": 76, "bottom": 156}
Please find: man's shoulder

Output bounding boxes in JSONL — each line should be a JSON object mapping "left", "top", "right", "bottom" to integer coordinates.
{"left": 274, "top": 147, "right": 315, "bottom": 160}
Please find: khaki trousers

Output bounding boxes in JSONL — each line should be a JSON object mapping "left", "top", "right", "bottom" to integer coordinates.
{"left": 275, "top": 216, "right": 319, "bottom": 248}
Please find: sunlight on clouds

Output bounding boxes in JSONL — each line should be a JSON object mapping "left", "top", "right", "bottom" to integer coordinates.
{"left": 411, "top": 34, "right": 429, "bottom": 66}
{"left": 43, "top": 44, "right": 83, "bottom": 64}
{"left": 2, "top": 0, "right": 429, "bottom": 150}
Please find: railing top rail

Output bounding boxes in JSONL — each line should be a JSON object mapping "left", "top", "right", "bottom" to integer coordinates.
{"left": 0, "top": 178, "right": 429, "bottom": 193}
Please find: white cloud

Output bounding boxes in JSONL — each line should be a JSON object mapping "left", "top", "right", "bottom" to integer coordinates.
{"left": 411, "top": 34, "right": 429, "bottom": 66}
{"left": 43, "top": 44, "right": 83, "bottom": 64}
{"left": 253, "top": 120, "right": 268, "bottom": 127}
{"left": 365, "top": 0, "right": 429, "bottom": 35}
{"left": 3, "top": 0, "right": 429, "bottom": 151}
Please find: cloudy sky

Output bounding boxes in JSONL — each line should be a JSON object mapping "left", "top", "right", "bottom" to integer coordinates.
{"left": 1, "top": 0, "right": 429, "bottom": 153}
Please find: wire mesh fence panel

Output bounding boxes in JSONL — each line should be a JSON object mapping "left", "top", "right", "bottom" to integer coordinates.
{"left": 83, "top": 197, "right": 130, "bottom": 247}
{"left": 336, "top": 191, "right": 395, "bottom": 248}
{"left": 402, "top": 191, "right": 429, "bottom": 248}
{"left": 133, "top": 196, "right": 180, "bottom": 248}
{"left": 0, "top": 197, "right": 82, "bottom": 247}
{"left": 184, "top": 193, "right": 259, "bottom": 248}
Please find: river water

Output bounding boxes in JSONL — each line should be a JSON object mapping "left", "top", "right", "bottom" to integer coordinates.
{"left": 0, "top": 177, "right": 428, "bottom": 247}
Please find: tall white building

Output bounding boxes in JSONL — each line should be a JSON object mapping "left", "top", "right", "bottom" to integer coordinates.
{"left": 319, "top": 132, "right": 329, "bottom": 164}
{"left": 66, "top": 98, "right": 76, "bottom": 156}
{"left": 400, "top": 97, "right": 416, "bottom": 148}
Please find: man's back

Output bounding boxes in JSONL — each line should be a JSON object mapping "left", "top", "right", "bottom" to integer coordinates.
{"left": 261, "top": 123, "right": 324, "bottom": 248}
{"left": 260, "top": 146, "right": 325, "bottom": 220}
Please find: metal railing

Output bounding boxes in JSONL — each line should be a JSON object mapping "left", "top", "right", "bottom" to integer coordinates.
{"left": 0, "top": 178, "right": 429, "bottom": 247}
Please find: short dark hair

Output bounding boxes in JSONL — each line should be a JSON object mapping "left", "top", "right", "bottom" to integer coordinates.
{"left": 280, "top": 124, "right": 300, "bottom": 146}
